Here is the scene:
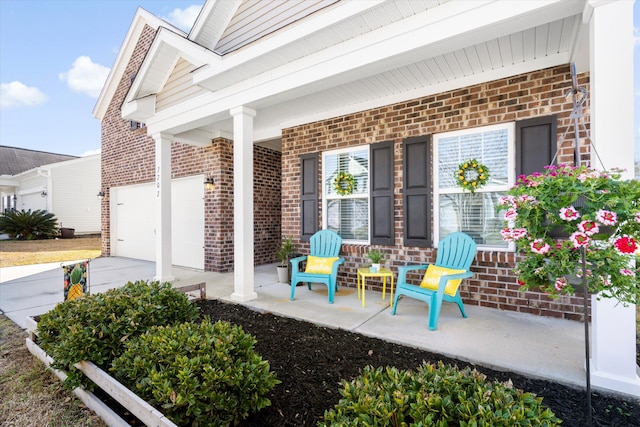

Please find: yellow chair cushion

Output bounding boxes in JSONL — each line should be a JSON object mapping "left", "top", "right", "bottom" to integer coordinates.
{"left": 305, "top": 256, "right": 339, "bottom": 274}
{"left": 420, "top": 265, "right": 467, "bottom": 296}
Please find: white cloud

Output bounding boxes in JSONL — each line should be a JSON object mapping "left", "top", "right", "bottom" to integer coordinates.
{"left": 0, "top": 81, "right": 47, "bottom": 108}
{"left": 164, "top": 4, "right": 202, "bottom": 32}
{"left": 59, "top": 56, "right": 110, "bottom": 98}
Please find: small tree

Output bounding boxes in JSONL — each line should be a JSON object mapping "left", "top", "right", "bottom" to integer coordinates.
{"left": 0, "top": 209, "right": 58, "bottom": 240}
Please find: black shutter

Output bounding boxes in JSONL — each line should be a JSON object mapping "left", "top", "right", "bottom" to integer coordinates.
{"left": 515, "top": 115, "right": 557, "bottom": 176}
{"left": 300, "top": 153, "right": 318, "bottom": 242}
{"left": 403, "top": 135, "right": 431, "bottom": 248}
{"left": 370, "top": 141, "right": 394, "bottom": 245}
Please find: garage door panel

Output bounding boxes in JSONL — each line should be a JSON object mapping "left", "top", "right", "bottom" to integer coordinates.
{"left": 111, "top": 176, "right": 204, "bottom": 269}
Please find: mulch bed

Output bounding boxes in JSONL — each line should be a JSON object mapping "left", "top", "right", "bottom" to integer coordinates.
{"left": 196, "top": 299, "right": 640, "bottom": 427}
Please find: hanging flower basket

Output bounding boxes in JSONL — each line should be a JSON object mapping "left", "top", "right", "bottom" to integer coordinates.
{"left": 456, "top": 159, "right": 489, "bottom": 193}
{"left": 333, "top": 172, "right": 356, "bottom": 196}
{"left": 500, "top": 164, "right": 640, "bottom": 304}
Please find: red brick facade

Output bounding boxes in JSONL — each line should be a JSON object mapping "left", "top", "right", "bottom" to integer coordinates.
{"left": 99, "top": 25, "right": 281, "bottom": 273}
{"left": 281, "top": 65, "right": 592, "bottom": 321}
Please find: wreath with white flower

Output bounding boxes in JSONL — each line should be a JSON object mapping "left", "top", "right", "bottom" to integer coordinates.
{"left": 333, "top": 172, "right": 356, "bottom": 196}
{"left": 456, "top": 159, "right": 490, "bottom": 193}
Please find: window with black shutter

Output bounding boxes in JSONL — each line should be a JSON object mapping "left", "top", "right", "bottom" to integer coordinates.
{"left": 300, "top": 153, "right": 318, "bottom": 242}
{"left": 515, "top": 115, "right": 557, "bottom": 176}
{"left": 402, "top": 135, "right": 432, "bottom": 248}
{"left": 370, "top": 141, "right": 394, "bottom": 245}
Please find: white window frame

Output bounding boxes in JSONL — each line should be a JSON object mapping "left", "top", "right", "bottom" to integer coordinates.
{"left": 433, "top": 122, "right": 516, "bottom": 251}
{"left": 322, "top": 145, "right": 370, "bottom": 244}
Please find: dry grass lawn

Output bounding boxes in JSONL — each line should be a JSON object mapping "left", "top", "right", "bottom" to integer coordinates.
{"left": 0, "top": 236, "right": 101, "bottom": 268}
{"left": 0, "top": 236, "right": 105, "bottom": 426}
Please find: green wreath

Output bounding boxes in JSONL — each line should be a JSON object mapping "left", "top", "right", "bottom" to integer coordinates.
{"left": 456, "top": 159, "right": 489, "bottom": 193}
{"left": 333, "top": 171, "right": 356, "bottom": 196}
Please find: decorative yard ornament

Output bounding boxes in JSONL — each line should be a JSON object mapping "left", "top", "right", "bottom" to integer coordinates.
{"left": 456, "top": 159, "right": 489, "bottom": 193}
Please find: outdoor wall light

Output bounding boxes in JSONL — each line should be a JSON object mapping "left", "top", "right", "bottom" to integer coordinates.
{"left": 204, "top": 176, "right": 215, "bottom": 191}
{"left": 97, "top": 191, "right": 106, "bottom": 198}
{"left": 40, "top": 191, "right": 47, "bottom": 197}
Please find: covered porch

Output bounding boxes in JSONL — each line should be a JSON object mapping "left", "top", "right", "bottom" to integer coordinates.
{"left": 0, "top": 256, "right": 587, "bottom": 391}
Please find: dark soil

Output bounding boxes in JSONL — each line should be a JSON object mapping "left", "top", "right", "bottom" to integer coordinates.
{"left": 196, "top": 299, "right": 640, "bottom": 427}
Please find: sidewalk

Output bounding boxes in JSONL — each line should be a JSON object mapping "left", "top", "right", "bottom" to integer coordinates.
{"left": 0, "top": 256, "right": 587, "bottom": 392}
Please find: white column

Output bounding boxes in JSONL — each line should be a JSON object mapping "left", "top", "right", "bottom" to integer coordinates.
{"left": 230, "top": 106, "right": 258, "bottom": 301}
{"left": 152, "top": 133, "right": 174, "bottom": 282}
{"left": 587, "top": 0, "right": 640, "bottom": 397}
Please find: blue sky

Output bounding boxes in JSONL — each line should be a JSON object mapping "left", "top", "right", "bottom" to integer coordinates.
{"left": 0, "top": 1, "right": 639, "bottom": 164}
{"left": 0, "top": 0, "right": 202, "bottom": 157}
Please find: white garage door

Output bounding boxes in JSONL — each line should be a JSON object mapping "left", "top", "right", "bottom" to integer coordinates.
{"left": 110, "top": 176, "right": 205, "bottom": 269}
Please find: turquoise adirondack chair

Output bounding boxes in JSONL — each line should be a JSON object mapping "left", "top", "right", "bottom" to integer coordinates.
{"left": 290, "top": 230, "right": 345, "bottom": 303}
{"left": 391, "top": 232, "right": 477, "bottom": 330}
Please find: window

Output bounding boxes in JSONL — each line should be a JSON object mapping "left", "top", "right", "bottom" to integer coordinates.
{"left": 322, "top": 146, "right": 369, "bottom": 243}
{"left": 433, "top": 123, "right": 515, "bottom": 249}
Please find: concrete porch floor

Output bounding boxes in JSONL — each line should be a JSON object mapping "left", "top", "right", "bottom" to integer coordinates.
{"left": 0, "top": 256, "right": 587, "bottom": 393}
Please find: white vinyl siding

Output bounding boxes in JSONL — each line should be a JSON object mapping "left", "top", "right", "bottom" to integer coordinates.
{"left": 434, "top": 123, "right": 515, "bottom": 249}
{"left": 156, "top": 58, "right": 209, "bottom": 112}
{"left": 50, "top": 156, "right": 101, "bottom": 234}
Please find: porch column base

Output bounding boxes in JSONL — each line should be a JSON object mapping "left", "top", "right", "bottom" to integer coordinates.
{"left": 154, "top": 275, "right": 175, "bottom": 283}
{"left": 590, "top": 365, "right": 640, "bottom": 398}
{"left": 230, "top": 291, "right": 258, "bottom": 302}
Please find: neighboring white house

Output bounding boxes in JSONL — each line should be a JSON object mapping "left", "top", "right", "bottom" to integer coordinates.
{"left": 0, "top": 154, "right": 101, "bottom": 235}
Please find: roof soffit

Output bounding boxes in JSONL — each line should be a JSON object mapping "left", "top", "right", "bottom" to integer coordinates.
{"left": 193, "top": 0, "right": 386, "bottom": 89}
{"left": 123, "top": 28, "right": 219, "bottom": 116}
{"left": 144, "top": 0, "right": 587, "bottom": 140}
{"left": 189, "top": 0, "right": 242, "bottom": 49}
{"left": 93, "top": 8, "right": 184, "bottom": 120}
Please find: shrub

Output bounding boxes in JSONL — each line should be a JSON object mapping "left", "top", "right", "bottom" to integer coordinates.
{"left": 0, "top": 209, "right": 58, "bottom": 239}
{"left": 319, "top": 362, "right": 561, "bottom": 426}
{"left": 37, "top": 280, "right": 199, "bottom": 389}
{"left": 111, "top": 318, "right": 280, "bottom": 427}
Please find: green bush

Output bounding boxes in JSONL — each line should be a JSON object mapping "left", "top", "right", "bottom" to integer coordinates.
{"left": 319, "top": 362, "right": 561, "bottom": 427}
{"left": 37, "top": 280, "right": 199, "bottom": 389}
{"left": 111, "top": 318, "right": 280, "bottom": 427}
{"left": 0, "top": 209, "right": 58, "bottom": 239}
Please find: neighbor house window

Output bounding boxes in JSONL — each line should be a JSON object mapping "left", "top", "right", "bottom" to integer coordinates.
{"left": 322, "top": 146, "right": 369, "bottom": 243}
{"left": 433, "top": 123, "right": 515, "bottom": 249}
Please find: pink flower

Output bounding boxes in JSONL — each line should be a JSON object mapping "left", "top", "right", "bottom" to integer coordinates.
{"left": 577, "top": 221, "right": 599, "bottom": 236}
{"left": 530, "top": 239, "right": 551, "bottom": 255}
{"left": 500, "top": 228, "right": 513, "bottom": 242}
{"left": 498, "top": 196, "right": 515, "bottom": 207}
{"left": 635, "top": 212, "right": 640, "bottom": 223}
{"left": 600, "top": 276, "right": 612, "bottom": 287}
{"left": 555, "top": 277, "right": 568, "bottom": 291}
{"left": 517, "top": 195, "right": 537, "bottom": 204}
{"left": 511, "top": 228, "right": 527, "bottom": 240}
{"left": 595, "top": 210, "right": 617, "bottom": 226}
{"left": 503, "top": 209, "right": 517, "bottom": 221}
{"left": 569, "top": 232, "right": 590, "bottom": 248}
{"left": 614, "top": 236, "right": 638, "bottom": 254}
{"left": 620, "top": 269, "right": 635, "bottom": 277}
{"left": 559, "top": 206, "right": 580, "bottom": 221}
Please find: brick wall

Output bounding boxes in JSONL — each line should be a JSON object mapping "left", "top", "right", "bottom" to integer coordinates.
{"left": 281, "top": 65, "right": 591, "bottom": 321}
{"left": 99, "top": 25, "right": 281, "bottom": 272}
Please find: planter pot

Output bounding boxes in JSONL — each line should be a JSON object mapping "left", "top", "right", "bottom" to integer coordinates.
{"left": 277, "top": 266, "right": 289, "bottom": 284}
{"left": 370, "top": 263, "right": 381, "bottom": 273}
{"left": 60, "top": 228, "right": 75, "bottom": 239}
